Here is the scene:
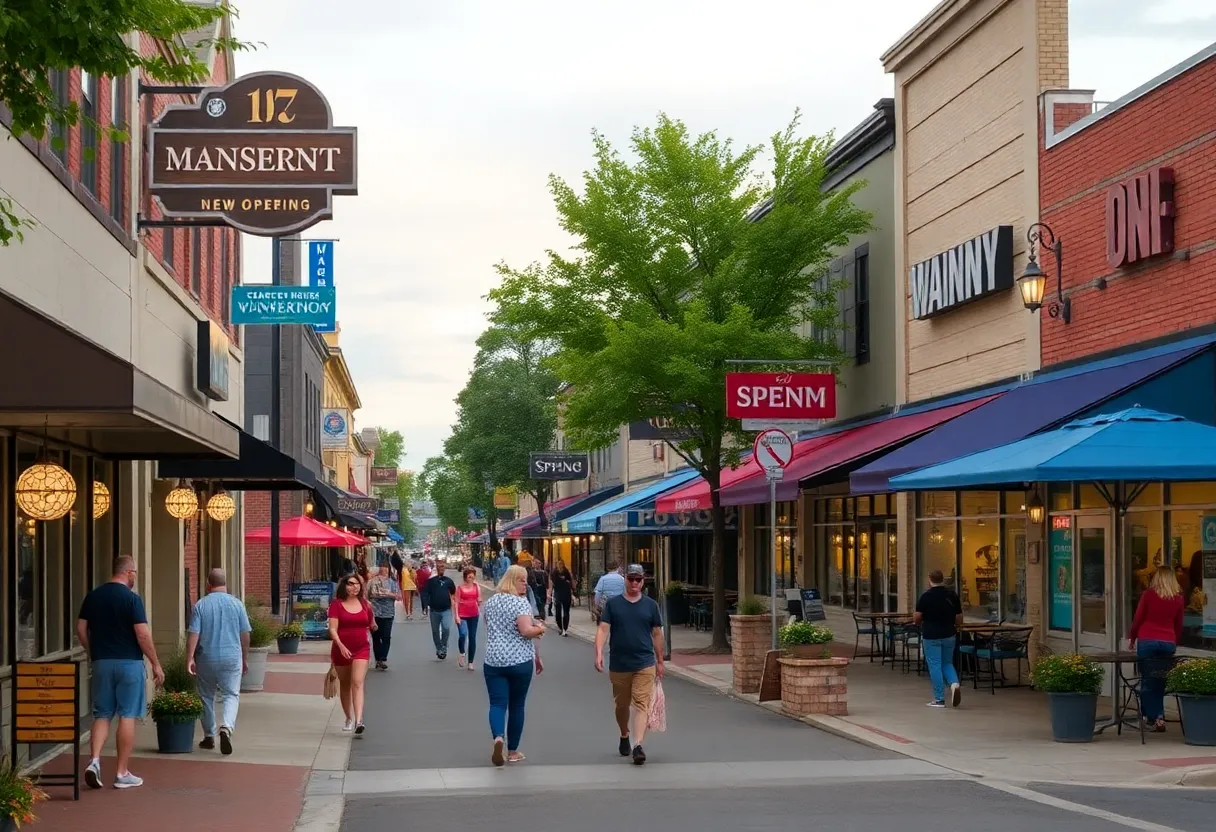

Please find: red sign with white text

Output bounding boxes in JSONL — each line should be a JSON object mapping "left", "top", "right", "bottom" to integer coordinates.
{"left": 726, "top": 372, "right": 836, "bottom": 421}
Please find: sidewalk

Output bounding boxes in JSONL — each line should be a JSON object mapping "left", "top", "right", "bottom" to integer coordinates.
{"left": 36, "top": 640, "right": 350, "bottom": 832}
{"left": 556, "top": 604, "right": 1216, "bottom": 788}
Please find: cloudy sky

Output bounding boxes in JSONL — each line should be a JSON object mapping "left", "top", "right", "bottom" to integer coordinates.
{"left": 233, "top": 0, "right": 1216, "bottom": 468}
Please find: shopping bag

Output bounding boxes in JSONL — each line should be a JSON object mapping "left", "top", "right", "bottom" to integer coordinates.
{"left": 323, "top": 665, "right": 339, "bottom": 700}
{"left": 647, "top": 680, "right": 667, "bottom": 733}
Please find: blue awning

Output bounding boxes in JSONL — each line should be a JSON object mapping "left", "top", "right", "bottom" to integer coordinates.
{"left": 890, "top": 407, "right": 1216, "bottom": 488}
{"left": 850, "top": 340, "right": 1212, "bottom": 494}
{"left": 552, "top": 484, "right": 623, "bottom": 522}
{"left": 564, "top": 468, "right": 701, "bottom": 533}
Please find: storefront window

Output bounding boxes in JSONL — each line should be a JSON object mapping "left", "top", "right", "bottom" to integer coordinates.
{"left": 918, "top": 519, "right": 956, "bottom": 595}
{"left": 855, "top": 496, "right": 871, "bottom": 518}
{"left": 827, "top": 499, "right": 842, "bottom": 522}
{"left": 1169, "top": 482, "right": 1216, "bottom": 506}
{"left": 1166, "top": 509, "right": 1214, "bottom": 650}
{"left": 71, "top": 455, "right": 88, "bottom": 648}
{"left": 94, "top": 460, "right": 115, "bottom": 586}
{"left": 1130, "top": 483, "right": 1163, "bottom": 508}
{"left": 1003, "top": 491, "right": 1026, "bottom": 516}
{"left": 920, "top": 491, "right": 956, "bottom": 517}
{"left": 960, "top": 517, "right": 999, "bottom": 620}
{"left": 1079, "top": 484, "right": 1107, "bottom": 510}
{"left": 1049, "top": 483, "right": 1073, "bottom": 512}
{"left": 754, "top": 504, "right": 796, "bottom": 595}
{"left": 960, "top": 491, "right": 999, "bottom": 517}
{"left": 873, "top": 494, "right": 889, "bottom": 515}
{"left": 44, "top": 450, "right": 68, "bottom": 653}
{"left": 825, "top": 526, "right": 845, "bottom": 605}
{"left": 1004, "top": 519, "right": 1027, "bottom": 623}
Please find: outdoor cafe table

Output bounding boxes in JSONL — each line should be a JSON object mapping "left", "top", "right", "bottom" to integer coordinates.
{"left": 1082, "top": 649, "right": 1141, "bottom": 735}
{"left": 855, "top": 612, "right": 913, "bottom": 663}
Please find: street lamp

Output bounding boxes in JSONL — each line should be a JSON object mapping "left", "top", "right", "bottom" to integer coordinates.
{"left": 1018, "top": 223, "right": 1070, "bottom": 324}
{"left": 1026, "top": 493, "right": 1045, "bottom": 526}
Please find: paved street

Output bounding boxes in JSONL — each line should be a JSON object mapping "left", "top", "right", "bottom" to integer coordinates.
{"left": 312, "top": 614, "right": 1216, "bottom": 832}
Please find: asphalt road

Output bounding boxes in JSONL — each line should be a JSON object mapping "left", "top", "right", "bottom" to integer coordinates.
{"left": 332, "top": 613, "right": 1210, "bottom": 832}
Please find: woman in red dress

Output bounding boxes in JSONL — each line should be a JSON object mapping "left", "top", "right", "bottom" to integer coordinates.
{"left": 328, "top": 574, "right": 376, "bottom": 735}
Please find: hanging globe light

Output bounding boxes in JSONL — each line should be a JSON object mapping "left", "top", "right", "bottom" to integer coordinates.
{"left": 165, "top": 480, "right": 199, "bottom": 520}
{"left": 206, "top": 490, "right": 236, "bottom": 522}
{"left": 93, "top": 481, "right": 111, "bottom": 519}
{"left": 16, "top": 456, "right": 77, "bottom": 521}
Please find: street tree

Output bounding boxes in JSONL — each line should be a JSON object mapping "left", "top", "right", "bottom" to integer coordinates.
{"left": 420, "top": 455, "right": 489, "bottom": 535}
{"left": 490, "top": 112, "right": 871, "bottom": 649}
{"left": 393, "top": 469, "right": 418, "bottom": 543}
{"left": 373, "top": 427, "right": 405, "bottom": 467}
{"left": 0, "top": 0, "right": 254, "bottom": 244}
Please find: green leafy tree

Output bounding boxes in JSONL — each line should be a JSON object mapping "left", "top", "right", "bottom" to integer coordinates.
{"left": 419, "top": 456, "right": 488, "bottom": 535}
{"left": 490, "top": 112, "right": 871, "bottom": 649}
{"left": 0, "top": 0, "right": 255, "bottom": 245}
{"left": 373, "top": 427, "right": 405, "bottom": 467}
{"left": 393, "top": 469, "right": 418, "bottom": 543}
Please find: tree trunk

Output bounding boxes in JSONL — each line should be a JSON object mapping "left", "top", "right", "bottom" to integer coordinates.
{"left": 534, "top": 485, "right": 549, "bottom": 531}
{"left": 709, "top": 463, "right": 729, "bottom": 651}
{"left": 488, "top": 512, "right": 499, "bottom": 553}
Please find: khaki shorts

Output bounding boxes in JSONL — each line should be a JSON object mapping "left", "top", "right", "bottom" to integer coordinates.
{"left": 610, "top": 666, "right": 657, "bottom": 714}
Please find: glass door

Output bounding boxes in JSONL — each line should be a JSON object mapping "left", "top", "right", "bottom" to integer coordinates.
{"left": 856, "top": 526, "right": 872, "bottom": 612}
{"left": 1077, "top": 515, "right": 1113, "bottom": 649}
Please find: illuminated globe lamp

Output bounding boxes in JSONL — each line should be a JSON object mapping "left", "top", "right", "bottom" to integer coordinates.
{"left": 93, "top": 480, "right": 111, "bottom": 519}
{"left": 16, "top": 455, "right": 77, "bottom": 522}
{"left": 206, "top": 490, "right": 236, "bottom": 522}
{"left": 165, "top": 480, "right": 200, "bottom": 520}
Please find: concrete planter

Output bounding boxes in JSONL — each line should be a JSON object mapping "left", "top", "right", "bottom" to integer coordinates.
{"left": 240, "top": 646, "right": 271, "bottom": 692}
{"left": 729, "top": 614, "right": 775, "bottom": 694}
{"left": 778, "top": 656, "right": 850, "bottom": 717}
{"left": 1046, "top": 692, "right": 1097, "bottom": 743}
{"left": 1178, "top": 695, "right": 1216, "bottom": 746}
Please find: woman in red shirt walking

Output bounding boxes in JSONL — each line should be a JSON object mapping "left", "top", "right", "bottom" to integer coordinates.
{"left": 1129, "top": 565, "right": 1185, "bottom": 732}
{"left": 328, "top": 574, "right": 376, "bottom": 736}
{"left": 457, "top": 567, "right": 483, "bottom": 671}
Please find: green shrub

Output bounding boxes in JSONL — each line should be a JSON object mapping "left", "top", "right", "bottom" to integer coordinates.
{"left": 735, "top": 597, "right": 768, "bottom": 616}
{"left": 779, "top": 621, "right": 833, "bottom": 647}
{"left": 161, "top": 640, "right": 195, "bottom": 694}
{"left": 664, "top": 581, "right": 685, "bottom": 597}
{"left": 248, "top": 614, "right": 276, "bottom": 648}
{"left": 1167, "top": 658, "right": 1216, "bottom": 696}
{"left": 148, "top": 690, "right": 204, "bottom": 723}
{"left": 1030, "top": 654, "right": 1104, "bottom": 694}
{"left": 277, "top": 621, "right": 305, "bottom": 640}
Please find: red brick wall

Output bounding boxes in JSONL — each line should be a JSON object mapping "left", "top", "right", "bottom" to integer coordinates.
{"left": 1053, "top": 101, "right": 1091, "bottom": 134}
{"left": 1039, "top": 54, "right": 1216, "bottom": 366}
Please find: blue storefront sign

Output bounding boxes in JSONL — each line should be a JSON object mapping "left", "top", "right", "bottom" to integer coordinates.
{"left": 308, "top": 241, "right": 337, "bottom": 333}
{"left": 376, "top": 509, "right": 399, "bottom": 523}
{"left": 1048, "top": 516, "right": 1073, "bottom": 632}
{"left": 231, "top": 285, "right": 337, "bottom": 327}
{"left": 601, "top": 507, "right": 738, "bottom": 534}
{"left": 289, "top": 581, "right": 336, "bottom": 639}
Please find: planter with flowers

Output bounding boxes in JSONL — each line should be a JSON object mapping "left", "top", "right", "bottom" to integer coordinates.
{"left": 729, "top": 597, "right": 774, "bottom": 695}
{"left": 277, "top": 621, "right": 304, "bottom": 655}
{"left": 0, "top": 756, "right": 47, "bottom": 831}
{"left": 777, "top": 621, "right": 848, "bottom": 717}
{"left": 242, "top": 601, "right": 275, "bottom": 692}
{"left": 148, "top": 690, "right": 204, "bottom": 754}
{"left": 1030, "top": 654, "right": 1104, "bottom": 743}
{"left": 1167, "top": 658, "right": 1216, "bottom": 746}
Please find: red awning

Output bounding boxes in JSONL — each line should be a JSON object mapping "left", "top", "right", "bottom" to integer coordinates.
{"left": 503, "top": 493, "right": 585, "bottom": 539}
{"left": 657, "top": 396, "right": 1000, "bottom": 511}
{"left": 245, "top": 515, "right": 360, "bottom": 547}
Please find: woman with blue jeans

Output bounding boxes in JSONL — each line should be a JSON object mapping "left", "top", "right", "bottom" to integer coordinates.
{"left": 914, "top": 569, "right": 964, "bottom": 709}
{"left": 1129, "top": 565, "right": 1185, "bottom": 732}
{"left": 456, "top": 567, "right": 482, "bottom": 670}
{"left": 481, "top": 564, "right": 545, "bottom": 765}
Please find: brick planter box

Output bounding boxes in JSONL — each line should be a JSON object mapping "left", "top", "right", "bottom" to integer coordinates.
{"left": 778, "top": 656, "right": 849, "bottom": 717}
{"left": 730, "top": 614, "right": 775, "bottom": 694}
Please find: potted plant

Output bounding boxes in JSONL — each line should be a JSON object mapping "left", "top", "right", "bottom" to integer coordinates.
{"left": 777, "top": 621, "right": 849, "bottom": 717}
{"left": 148, "top": 690, "right": 204, "bottom": 754}
{"left": 779, "top": 620, "right": 834, "bottom": 658}
{"left": 277, "top": 621, "right": 304, "bottom": 655}
{"left": 241, "top": 601, "right": 276, "bottom": 692}
{"left": 729, "top": 597, "right": 773, "bottom": 695}
{"left": 1167, "top": 658, "right": 1216, "bottom": 746}
{"left": 1030, "top": 653, "right": 1104, "bottom": 743}
{"left": 0, "top": 756, "right": 47, "bottom": 830}
{"left": 664, "top": 581, "right": 689, "bottom": 627}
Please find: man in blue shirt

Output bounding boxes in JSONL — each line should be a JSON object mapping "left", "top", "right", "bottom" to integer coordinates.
{"left": 186, "top": 568, "right": 251, "bottom": 755}
{"left": 593, "top": 562, "right": 626, "bottom": 622}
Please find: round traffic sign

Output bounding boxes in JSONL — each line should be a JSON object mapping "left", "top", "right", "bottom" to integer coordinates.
{"left": 753, "top": 428, "right": 793, "bottom": 472}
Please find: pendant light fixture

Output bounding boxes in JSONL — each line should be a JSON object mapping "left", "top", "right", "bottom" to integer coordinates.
{"left": 16, "top": 419, "right": 77, "bottom": 521}
{"left": 93, "top": 481, "right": 111, "bottom": 519}
{"left": 206, "top": 490, "right": 236, "bottom": 522}
{"left": 165, "top": 479, "right": 199, "bottom": 520}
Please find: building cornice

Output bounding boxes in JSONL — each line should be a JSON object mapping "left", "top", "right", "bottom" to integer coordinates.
{"left": 881, "top": 0, "right": 971, "bottom": 73}
{"left": 325, "top": 349, "right": 362, "bottom": 410}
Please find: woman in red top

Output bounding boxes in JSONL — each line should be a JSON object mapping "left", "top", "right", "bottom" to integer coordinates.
{"left": 1129, "top": 565, "right": 1185, "bottom": 732}
{"left": 328, "top": 574, "right": 376, "bottom": 735}
{"left": 456, "top": 567, "right": 483, "bottom": 671}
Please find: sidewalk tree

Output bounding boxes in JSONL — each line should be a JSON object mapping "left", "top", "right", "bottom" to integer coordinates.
{"left": 0, "top": 0, "right": 255, "bottom": 245}
{"left": 491, "top": 112, "right": 871, "bottom": 650}
{"left": 373, "top": 428, "right": 405, "bottom": 467}
{"left": 393, "top": 469, "right": 418, "bottom": 543}
{"left": 419, "top": 455, "right": 488, "bottom": 535}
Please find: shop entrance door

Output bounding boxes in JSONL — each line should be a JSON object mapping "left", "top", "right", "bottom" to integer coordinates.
{"left": 857, "top": 521, "right": 895, "bottom": 613}
{"left": 1076, "top": 515, "right": 1113, "bottom": 650}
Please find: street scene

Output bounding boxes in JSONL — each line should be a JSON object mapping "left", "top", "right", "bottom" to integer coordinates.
{"left": 5, "top": 0, "right": 1216, "bottom": 831}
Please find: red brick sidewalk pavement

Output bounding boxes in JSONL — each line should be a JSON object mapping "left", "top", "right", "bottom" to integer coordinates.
{"left": 36, "top": 755, "right": 308, "bottom": 832}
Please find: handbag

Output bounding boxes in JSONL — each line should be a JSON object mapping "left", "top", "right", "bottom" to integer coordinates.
{"left": 647, "top": 680, "right": 667, "bottom": 733}
{"left": 323, "top": 664, "right": 339, "bottom": 700}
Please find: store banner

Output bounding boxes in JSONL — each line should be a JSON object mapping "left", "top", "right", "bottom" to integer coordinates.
{"left": 289, "top": 581, "right": 336, "bottom": 639}
{"left": 321, "top": 407, "right": 350, "bottom": 448}
{"left": 1201, "top": 515, "right": 1216, "bottom": 636}
{"left": 1049, "top": 516, "right": 1073, "bottom": 631}
{"left": 376, "top": 509, "right": 399, "bottom": 523}
{"left": 370, "top": 466, "right": 398, "bottom": 487}
{"left": 493, "top": 487, "right": 517, "bottom": 509}
{"left": 308, "top": 241, "right": 337, "bottom": 333}
{"left": 602, "top": 507, "right": 738, "bottom": 533}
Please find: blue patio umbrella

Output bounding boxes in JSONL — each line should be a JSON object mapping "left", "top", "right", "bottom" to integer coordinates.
{"left": 889, "top": 406, "right": 1216, "bottom": 490}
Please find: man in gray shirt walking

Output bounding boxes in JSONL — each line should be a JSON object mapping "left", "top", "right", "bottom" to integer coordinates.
{"left": 187, "top": 569, "right": 251, "bottom": 755}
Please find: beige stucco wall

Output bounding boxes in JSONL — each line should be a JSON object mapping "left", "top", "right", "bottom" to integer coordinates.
{"left": 887, "top": 0, "right": 1064, "bottom": 405}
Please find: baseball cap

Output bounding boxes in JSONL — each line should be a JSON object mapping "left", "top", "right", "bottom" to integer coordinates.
{"left": 626, "top": 564, "right": 645, "bottom": 577}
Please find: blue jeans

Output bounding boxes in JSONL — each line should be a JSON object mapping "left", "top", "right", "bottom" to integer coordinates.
{"left": 484, "top": 660, "right": 533, "bottom": 751}
{"left": 458, "top": 615, "right": 480, "bottom": 663}
{"left": 430, "top": 608, "right": 453, "bottom": 654}
{"left": 91, "top": 659, "right": 146, "bottom": 720}
{"left": 1137, "top": 640, "right": 1176, "bottom": 721}
{"left": 923, "top": 636, "right": 960, "bottom": 702}
{"left": 196, "top": 658, "right": 242, "bottom": 736}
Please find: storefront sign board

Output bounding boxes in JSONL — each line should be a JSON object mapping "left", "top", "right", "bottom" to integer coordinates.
{"left": 231, "top": 285, "right": 336, "bottom": 327}
{"left": 1202, "top": 515, "right": 1216, "bottom": 636}
{"left": 337, "top": 496, "right": 377, "bottom": 513}
{"left": 376, "top": 509, "right": 400, "bottom": 523}
{"left": 1048, "top": 515, "right": 1073, "bottom": 631}
{"left": 726, "top": 372, "right": 836, "bottom": 421}
{"left": 290, "top": 581, "right": 336, "bottom": 638}
{"left": 1106, "top": 167, "right": 1175, "bottom": 269}
{"left": 148, "top": 72, "right": 358, "bottom": 237}
{"left": 308, "top": 241, "right": 337, "bottom": 333}
{"left": 493, "top": 487, "right": 517, "bottom": 509}
{"left": 370, "top": 466, "right": 398, "bottom": 487}
{"left": 13, "top": 661, "right": 80, "bottom": 798}
{"left": 910, "top": 225, "right": 1013, "bottom": 320}
{"left": 529, "top": 452, "right": 589, "bottom": 481}
{"left": 321, "top": 407, "right": 350, "bottom": 448}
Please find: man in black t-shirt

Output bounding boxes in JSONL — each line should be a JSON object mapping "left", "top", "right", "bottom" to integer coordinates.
{"left": 914, "top": 569, "right": 963, "bottom": 709}
{"left": 424, "top": 561, "right": 458, "bottom": 660}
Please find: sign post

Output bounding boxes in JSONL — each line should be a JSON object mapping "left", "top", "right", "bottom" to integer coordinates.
{"left": 13, "top": 661, "right": 81, "bottom": 799}
{"left": 754, "top": 428, "right": 793, "bottom": 650}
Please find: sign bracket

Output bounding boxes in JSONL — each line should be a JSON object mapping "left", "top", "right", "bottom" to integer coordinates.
{"left": 138, "top": 83, "right": 206, "bottom": 97}
{"left": 136, "top": 213, "right": 231, "bottom": 230}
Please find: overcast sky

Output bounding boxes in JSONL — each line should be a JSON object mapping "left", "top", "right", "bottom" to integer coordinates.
{"left": 233, "top": 0, "right": 1216, "bottom": 469}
